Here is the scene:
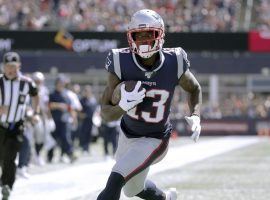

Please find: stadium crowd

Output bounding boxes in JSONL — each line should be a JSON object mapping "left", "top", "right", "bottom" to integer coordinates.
{"left": 254, "top": 0, "right": 270, "bottom": 31}
{"left": 171, "top": 88, "right": 270, "bottom": 120}
{"left": 0, "top": 0, "right": 269, "bottom": 32}
{"left": 201, "top": 93, "right": 270, "bottom": 119}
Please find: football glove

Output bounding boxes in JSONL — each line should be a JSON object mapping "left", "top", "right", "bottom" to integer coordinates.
{"left": 185, "top": 115, "right": 201, "bottom": 142}
{"left": 119, "top": 81, "right": 146, "bottom": 111}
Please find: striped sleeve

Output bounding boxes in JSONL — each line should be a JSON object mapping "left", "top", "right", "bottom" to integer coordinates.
{"left": 104, "top": 49, "right": 122, "bottom": 80}
{"left": 175, "top": 47, "right": 190, "bottom": 79}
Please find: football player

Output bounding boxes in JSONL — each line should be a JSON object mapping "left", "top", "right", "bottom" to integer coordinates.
{"left": 97, "top": 9, "right": 202, "bottom": 200}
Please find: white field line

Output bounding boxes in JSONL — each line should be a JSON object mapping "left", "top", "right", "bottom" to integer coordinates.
{"left": 10, "top": 136, "right": 260, "bottom": 200}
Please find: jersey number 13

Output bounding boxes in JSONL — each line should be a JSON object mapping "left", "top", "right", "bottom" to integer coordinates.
{"left": 127, "top": 89, "right": 169, "bottom": 123}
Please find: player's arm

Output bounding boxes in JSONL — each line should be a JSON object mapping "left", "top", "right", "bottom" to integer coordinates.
{"left": 100, "top": 72, "right": 125, "bottom": 122}
{"left": 179, "top": 70, "right": 202, "bottom": 142}
{"left": 179, "top": 70, "right": 202, "bottom": 116}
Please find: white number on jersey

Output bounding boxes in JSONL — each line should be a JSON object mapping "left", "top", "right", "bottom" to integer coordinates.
{"left": 127, "top": 89, "right": 169, "bottom": 123}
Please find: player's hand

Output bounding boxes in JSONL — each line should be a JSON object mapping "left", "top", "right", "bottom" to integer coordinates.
{"left": 31, "top": 114, "right": 41, "bottom": 124}
{"left": 119, "top": 81, "right": 146, "bottom": 111}
{"left": 185, "top": 115, "right": 201, "bottom": 142}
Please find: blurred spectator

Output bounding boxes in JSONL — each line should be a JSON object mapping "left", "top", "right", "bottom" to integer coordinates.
{"left": 99, "top": 120, "right": 119, "bottom": 160}
{"left": 64, "top": 77, "right": 82, "bottom": 145}
{"left": 48, "top": 75, "right": 76, "bottom": 163}
{"left": 170, "top": 90, "right": 270, "bottom": 120}
{"left": 17, "top": 103, "right": 32, "bottom": 179}
{"left": 0, "top": 0, "right": 244, "bottom": 32}
{"left": 32, "top": 72, "right": 56, "bottom": 166}
{"left": 78, "top": 85, "right": 97, "bottom": 154}
{"left": 200, "top": 93, "right": 270, "bottom": 119}
{"left": 254, "top": 0, "right": 270, "bottom": 31}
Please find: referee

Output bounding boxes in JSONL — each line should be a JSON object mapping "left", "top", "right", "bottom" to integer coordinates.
{"left": 0, "top": 52, "right": 40, "bottom": 200}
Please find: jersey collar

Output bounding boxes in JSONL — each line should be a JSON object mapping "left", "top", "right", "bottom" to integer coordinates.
{"left": 132, "top": 50, "right": 165, "bottom": 73}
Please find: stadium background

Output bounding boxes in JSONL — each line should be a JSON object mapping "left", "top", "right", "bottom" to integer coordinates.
{"left": 1, "top": 0, "right": 269, "bottom": 136}
{"left": 0, "top": 0, "right": 270, "bottom": 199}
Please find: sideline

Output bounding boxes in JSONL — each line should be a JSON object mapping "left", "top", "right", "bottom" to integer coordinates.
{"left": 10, "top": 136, "right": 260, "bottom": 200}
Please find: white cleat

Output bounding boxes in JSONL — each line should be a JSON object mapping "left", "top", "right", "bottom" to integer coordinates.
{"left": 165, "top": 188, "right": 178, "bottom": 200}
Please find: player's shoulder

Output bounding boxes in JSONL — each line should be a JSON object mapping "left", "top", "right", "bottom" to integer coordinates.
{"left": 162, "top": 47, "right": 187, "bottom": 56}
{"left": 162, "top": 47, "right": 190, "bottom": 79}
{"left": 105, "top": 48, "right": 131, "bottom": 79}
{"left": 163, "top": 47, "right": 189, "bottom": 66}
{"left": 110, "top": 47, "right": 131, "bottom": 56}
{"left": 105, "top": 48, "right": 131, "bottom": 68}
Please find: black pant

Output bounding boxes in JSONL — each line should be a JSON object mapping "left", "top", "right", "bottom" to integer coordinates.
{"left": 18, "top": 134, "right": 31, "bottom": 168}
{"left": 47, "top": 120, "right": 73, "bottom": 162}
{"left": 79, "top": 118, "right": 93, "bottom": 152}
{"left": 0, "top": 124, "right": 23, "bottom": 189}
{"left": 100, "top": 124, "right": 118, "bottom": 156}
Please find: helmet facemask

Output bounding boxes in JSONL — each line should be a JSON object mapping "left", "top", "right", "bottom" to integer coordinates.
{"left": 127, "top": 28, "right": 164, "bottom": 59}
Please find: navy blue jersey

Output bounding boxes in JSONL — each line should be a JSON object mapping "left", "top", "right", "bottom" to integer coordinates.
{"left": 105, "top": 47, "right": 190, "bottom": 139}
{"left": 49, "top": 90, "right": 71, "bottom": 122}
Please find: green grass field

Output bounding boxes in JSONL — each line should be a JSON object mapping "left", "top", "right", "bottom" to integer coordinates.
{"left": 157, "top": 138, "right": 270, "bottom": 200}
{"left": 13, "top": 137, "right": 270, "bottom": 200}
{"left": 121, "top": 137, "right": 270, "bottom": 200}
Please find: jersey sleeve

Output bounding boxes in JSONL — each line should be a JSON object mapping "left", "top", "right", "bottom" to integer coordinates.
{"left": 104, "top": 49, "right": 122, "bottom": 80}
{"left": 175, "top": 47, "right": 190, "bottom": 79}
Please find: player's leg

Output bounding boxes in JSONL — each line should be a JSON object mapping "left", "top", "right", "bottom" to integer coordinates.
{"left": 1, "top": 134, "right": 22, "bottom": 189}
{"left": 115, "top": 130, "right": 169, "bottom": 198}
{"left": 135, "top": 150, "right": 177, "bottom": 200}
{"left": 123, "top": 168, "right": 149, "bottom": 197}
{"left": 136, "top": 179, "right": 166, "bottom": 200}
{"left": 97, "top": 129, "right": 169, "bottom": 200}
{"left": 96, "top": 171, "right": 125, "bottom": 200}
{"left": 1, "top": 132, "right": 23, "bottom": 200}
{"left": 124, "top": 167, "right": 167, "bottom": 200}
{"left": 123, "top": 150, "right": 168, "bottom": 200}
{"left": 97, "top": 129, "right": 129, "bottom": 200}
{"left": 123, "top": 136, "right": 174, "bottom": 200}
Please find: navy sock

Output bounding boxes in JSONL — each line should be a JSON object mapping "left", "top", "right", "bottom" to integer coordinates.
{"left": 97, "top": 172, "right": 125, "bottom": 200}
{"left": 136, "top": 180, "right": 165, "bottom": 200}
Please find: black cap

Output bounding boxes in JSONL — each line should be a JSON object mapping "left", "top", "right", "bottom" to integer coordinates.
{"left": 3, "top": 52, "right": 21, "bottom": 64}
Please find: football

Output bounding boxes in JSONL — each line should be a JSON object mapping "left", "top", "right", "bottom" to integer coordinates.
{"left": 111, "top": 80, "right": 141, "bottom": 105}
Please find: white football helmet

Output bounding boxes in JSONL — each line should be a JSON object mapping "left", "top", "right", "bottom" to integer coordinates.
{"left": 127, "top": 9, "right": 165, "bottom": 59}
{"left": 32, "top": 71, "right": 45, "bottom": 82}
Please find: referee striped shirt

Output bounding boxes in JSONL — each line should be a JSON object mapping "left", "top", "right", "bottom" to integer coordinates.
{"left": 0, "top": 74, "right": 38, "bottom": 123}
